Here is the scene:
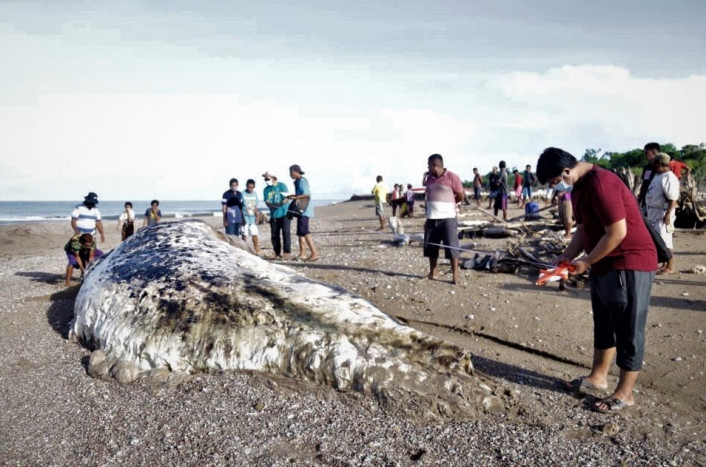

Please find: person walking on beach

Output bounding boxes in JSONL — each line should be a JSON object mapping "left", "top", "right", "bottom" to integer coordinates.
{"left": 494, "top": 161, "right": 509, "bottom": 220}
{"left": 117, "top": 202, "right": 135, "bottom": 240}
{"left": 422, "top": 154, "right": 464, "bottom": 285}
{"left": 646, "top": 153, "right": 680, "bottom": 274}
{"left": 64, "top": 233, "right": 103, "bottom": 286}
{"left": 552, "top": 182, "right": 574, "bottom": 239}
{"left": 536, "top": 147, "right": 657, "bottom": 414}
{"left": 241, "top": 179, "right": 261, "bottom": 254}
{"left": 143, "top": 200, "right": 162, "bottom": 227}
{"left": 487, "top": 166, "right": 499, "bottom": 209}
{"left": 512, "top": 168, "right": 523, "bottom": 207}
{"left": 472, "top": 168, "right": 483, "bottom": 207}
{"left": 287, "top": 165, "right": 319, "bottom": 261}
{"left": 521, "top": 164, "right": 536, "bottom": 208}
{"left": 71, "top": 192, "right": 105, "bottom": 243}
{"left": 637, "top": 142, "right": 661, "bottom": 211}
{"left": 405, "top": 183, "right": 416, "bottom": 217}
{"left": 371, "top": 176, "right": 388, "bottom": 230}
{"left": 263, "top": 172, "right": 292, "bottom": 260}
{"left": 222, "top": 178, "right": 244, "bottom": 236}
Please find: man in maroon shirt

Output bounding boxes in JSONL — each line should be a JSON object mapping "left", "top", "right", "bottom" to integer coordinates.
{"left": 536, "top": 147, "right": 657, "bottom": 414}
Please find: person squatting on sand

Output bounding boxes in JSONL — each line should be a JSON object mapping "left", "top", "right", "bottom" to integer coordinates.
{"left": 222, "top": 178, "right": 244, "bottom": 236}
{"left": 646, "top": 153, "right": 680, "bottom": 274}
{"left": 143, "top": 200, "right": 162, "bottom": 227}
{"left": 64, "top": 233, "right": 103, "bottom": 286}
{"left": 536, "top": 147, "right": 657, "bottom": 413}
{"left": 371, "top": 176, "right": 388, "bottom": 231}
{"left": 422, "top": 154, "right": 464, "bottom": 285}
{"left": 262, "top": 172, "right": 292, "bottom": 260}
{"left": 117, "top": 202, "right": 135, "bottom": 241}
{"left": 71, "top": 191, "right": 105, "bottom": 243}
{"left": 287, "top": 164, "right": 319, "bottom": 261}
{"left": 241, "top": 179, "right": 261, "bottom": 254}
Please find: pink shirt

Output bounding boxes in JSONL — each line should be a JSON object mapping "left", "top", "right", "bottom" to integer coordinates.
{"left": 424, "top": 169, "right": 464, "bottom": 219}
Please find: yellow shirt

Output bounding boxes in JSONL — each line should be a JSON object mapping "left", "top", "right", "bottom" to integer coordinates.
{"left": 371, "top": 182, "right": 388, "bottom": 203}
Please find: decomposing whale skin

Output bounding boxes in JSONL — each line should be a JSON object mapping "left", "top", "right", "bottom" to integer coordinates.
{"left": 72, "top": 220, "right": 504, "bottom": 416}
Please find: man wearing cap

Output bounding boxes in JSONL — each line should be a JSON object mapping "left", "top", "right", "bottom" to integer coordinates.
{"left": 287, "top": 164, "right": 319, "bottom": 261}
{"left": 262, "top": 172, "right": 292, "bottom": 259}
{"left": 71, "top": 192, "right": 105, "bottom": 243}
{"left": 646, "top": 153, "right": 680, "bottom": 274}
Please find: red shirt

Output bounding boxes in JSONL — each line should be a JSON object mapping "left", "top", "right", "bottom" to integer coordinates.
{"left": 572, "top": 166, "right": 657, "bottom": 274}
{"left": 669, "top": 159, "right": 688, "bottom": 179}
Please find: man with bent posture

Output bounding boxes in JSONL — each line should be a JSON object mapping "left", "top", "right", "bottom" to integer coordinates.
{"left": 536, "top": 147, "right": 657, "bottom": 413}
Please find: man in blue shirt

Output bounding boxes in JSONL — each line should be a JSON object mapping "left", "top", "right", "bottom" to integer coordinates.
{"left": 287, "top": 164, "right": 319, "bottom": 261}
{"left": 262, "top": 172, "right": 292, "bottom": 259}
{"left": 221, "top": 178, "right": 244, "bottom": 236}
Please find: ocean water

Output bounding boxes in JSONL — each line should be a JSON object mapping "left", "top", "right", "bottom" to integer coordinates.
{"left": 0, "top": 199, "right": 345, "bottom": 225}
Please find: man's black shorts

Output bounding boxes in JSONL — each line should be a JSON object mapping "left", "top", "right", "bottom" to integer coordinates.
{"left": 423, "top": 218, "right": 459, "bottom": 259}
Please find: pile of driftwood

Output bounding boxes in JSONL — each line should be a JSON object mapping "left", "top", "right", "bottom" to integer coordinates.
{"left": 458, "top": 207, "right": 587, "bottom": 289}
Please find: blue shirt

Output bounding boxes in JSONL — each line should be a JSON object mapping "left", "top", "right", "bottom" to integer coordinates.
{"left": 294, "top": 177, "right": 314, "bottom": 218}
{"left": 241, "top": 190, "right": 258, "bottom": 225}
{"left": 263, "top": 182, "right": 290, "bottom": 219}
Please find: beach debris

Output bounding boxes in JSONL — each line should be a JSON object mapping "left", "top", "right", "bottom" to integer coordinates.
{"left": 72, "top": 220, "right": 506, "bottom": 418}
{"left": 689, "top": 265, "right": 706, "bottom": 274}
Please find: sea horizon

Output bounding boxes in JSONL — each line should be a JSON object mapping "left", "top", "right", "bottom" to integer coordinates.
{"left": 0, "top": 199, "right": 348, "bottom": 225}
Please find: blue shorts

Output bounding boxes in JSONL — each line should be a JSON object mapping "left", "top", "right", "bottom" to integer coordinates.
{"left": 522, "top": 187, "right": 532, "bottom": 199}
{"left": 296, "top": 216, "right": 310, "bottom": 237}
{"left": 474, "top": 186, "right": 481, "bottom": 200}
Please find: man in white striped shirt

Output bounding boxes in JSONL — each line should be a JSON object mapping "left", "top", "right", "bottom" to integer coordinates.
{"left": 71, "top": 192, "right": 105, "bottom": 243}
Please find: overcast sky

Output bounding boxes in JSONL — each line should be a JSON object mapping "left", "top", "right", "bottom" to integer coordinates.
{"left": 1, "top": 0, "right": 704, "bottom": 200}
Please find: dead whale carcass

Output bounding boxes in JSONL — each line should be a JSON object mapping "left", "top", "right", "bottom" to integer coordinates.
{"left": 72, "top": 220, "right": 504, "bottom": 416}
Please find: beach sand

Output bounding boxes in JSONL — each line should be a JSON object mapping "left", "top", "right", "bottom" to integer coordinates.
{"left": 1, "top": 200, "right": 704, "bottom": 465}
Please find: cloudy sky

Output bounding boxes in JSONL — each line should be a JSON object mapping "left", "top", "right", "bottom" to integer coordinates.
{"left": 1, "top": 0, "right": 704, "bottom": 200}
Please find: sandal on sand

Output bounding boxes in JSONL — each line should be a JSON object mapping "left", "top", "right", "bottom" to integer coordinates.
{"left": 564, "top": 376, "right": 608, "bottom": 392}
{"left": 307, "top": 256, "right": 320, "bottom": 262}
{"left": 593, "top": 397, "right": 634, "bottom": 413}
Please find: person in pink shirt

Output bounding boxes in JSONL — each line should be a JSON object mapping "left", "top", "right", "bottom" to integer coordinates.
{"left": 422, "top": 154, "right": 465, "bottom": 285}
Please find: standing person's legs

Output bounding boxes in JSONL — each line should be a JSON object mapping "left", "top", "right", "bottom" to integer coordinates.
{"left": 281, "top": 216, "right": 292, "bottom": 258}
{"left": 297, "top": 216, "right": 318, "bottom": 260}
{"left": 270, "top": 217, "right": 281, "bottom": 257}
{"left": 423, "top": 220, "right": 441, "bottom": 279}
{"left": 376, "top": 202, "right": 385, "bottom": 230}
{"left": 440, "top": 218, "right": 461, "bottom": 285}
{"left": 65, "top": 252, "right": 78, "bottom": 286}
{"left": 595, "top": 270, "right": 654, "bottom": 410}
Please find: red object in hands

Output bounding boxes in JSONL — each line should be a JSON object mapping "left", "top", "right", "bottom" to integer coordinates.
{"left": 536, "top": 262, "right": 577, "bottom": 286}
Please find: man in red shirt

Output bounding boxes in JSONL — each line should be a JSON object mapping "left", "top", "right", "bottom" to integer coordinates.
{"left": 668, "top": 157, "right": 690, "bottom": 179}
{"left": 536, "top": 147, "right": 657, "bottom": 414}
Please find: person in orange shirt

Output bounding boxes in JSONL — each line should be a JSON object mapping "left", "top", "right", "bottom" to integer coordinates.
{"left": 668, "top": 157, "right": 690, "bottom": 179}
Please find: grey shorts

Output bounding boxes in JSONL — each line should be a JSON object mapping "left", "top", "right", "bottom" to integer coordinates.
{"left": 423, "top": 218, "right": 459, "bottom": 260}
{"left": 590, "top": 269, "right": 655, "bottom": 371}
{"left": 375, "top": 201, "right": 385, "bottom": 217}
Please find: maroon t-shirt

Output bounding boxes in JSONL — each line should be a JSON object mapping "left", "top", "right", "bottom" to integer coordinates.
{"left": 572, "top": 166, "right": 657, "bottom": 274}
